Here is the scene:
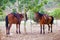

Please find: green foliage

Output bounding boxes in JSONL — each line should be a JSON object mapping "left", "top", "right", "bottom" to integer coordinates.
{"left": 9, "top": 0, "right": 16, "bottom": 4}
{"left": 50, "top": 8, "right": 60, "bottom": 19}
{"left": 0, "top": 8, "right": 3, "bottom": 15}
{"left": 43, "top": 0, "right": 48, "bottom": 4}
{"left": 0, "top": 0, "right": 8, "bottom": 7}
{"left": 18, "top": 0, "right": 48, "bottom": 12}
{"left": 0, "top": 0, "right": 9, "bottom": 11}
{"left": 0, "top": 12, "right": 6, "bottom": 21}
{"left": 0, "top": 0, "right": 49, "bottom": 21}
{"left": 1, "top": 5, "right": 6, "bottom": 10}
{"left": 12, "top": 9, "right": 17, "bottom": 13}
{"left": 28, "top": 10, "right": 34, "bottom": 20}
{"left": 0, "top": 12, "right": 3, "bottom": 15}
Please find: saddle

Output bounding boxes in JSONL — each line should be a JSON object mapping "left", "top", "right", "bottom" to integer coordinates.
{"left": 11, "top": 13, "right": 20, "bottom": 23}
{"left": 43, "top": 14, "right": 51, "bottom": 23}
{"left": 38, "top": 12, "right": 50, "bottom": 20}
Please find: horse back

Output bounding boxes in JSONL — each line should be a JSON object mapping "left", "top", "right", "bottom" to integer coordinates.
{"left": 40, "top": 14, "right": 54, "bottom": 24}
{"left": 7, "top": 14, "right": 18, "bottom": 24}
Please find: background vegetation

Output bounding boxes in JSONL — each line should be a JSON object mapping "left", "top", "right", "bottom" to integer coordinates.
{"left": 0, "top": 0, "right": 60, "bottom": 21}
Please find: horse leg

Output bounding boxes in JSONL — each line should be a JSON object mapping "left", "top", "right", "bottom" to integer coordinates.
{"left": 8, "top": 24, "right": 12, "bottom": 34}
{"left": 40, "top": 24, "right": 42, "bottom": 34}
{"left": 6, "top": 27, "right": 9, "bottom": 35}
{"left": 16, "top": 24, "right": 18, "bottom": 34}
{"left": 19, "top": 24, "right": 21, "bottom": 34}
{"left": 48, "top": 24, "right": 50, "bottom": 33}
{"left": 43, "top": 24, "right": 45, "bottom": 34}
{"left": 51, "top": 24, "right": 52, "bottom": 32}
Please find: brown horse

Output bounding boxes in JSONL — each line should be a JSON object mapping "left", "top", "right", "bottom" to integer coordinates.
{"left": 5, "top": 13, "right": 28, "bottom": 35}
{"left": 34, "top": 12, "right": 54, "bottom": 34}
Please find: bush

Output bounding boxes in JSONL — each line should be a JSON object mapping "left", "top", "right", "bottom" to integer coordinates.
{"left": 50, "top": 8, "right": 60, "bottom": 19}
{"left": 0, "top": 12, "right": 6, "bottom": 21}
{"left": 0, "top": 8, "right": 3, "bottom": 15}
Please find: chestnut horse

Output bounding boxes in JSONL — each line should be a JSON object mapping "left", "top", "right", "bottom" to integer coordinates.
{"left": 5, "top": 13, "right": 28, "bottom": 35}
{"left": 34, "top": 12, "right": 54, "bottom": 34}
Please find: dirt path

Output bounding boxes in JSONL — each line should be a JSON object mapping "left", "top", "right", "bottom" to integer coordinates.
{"left": 0, "top": 21, "right": 60, "bottom": 40}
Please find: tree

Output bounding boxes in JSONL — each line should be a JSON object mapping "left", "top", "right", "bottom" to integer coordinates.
{"left": 50, "top": 8, "right": 60, "bottom": 19}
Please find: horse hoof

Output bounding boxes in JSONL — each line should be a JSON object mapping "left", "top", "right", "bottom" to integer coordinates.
{"left": 43, "top": 32, "right": 45, "bottom": 34}
{"left": 6, "top": 33, "right": 10, "bottom": 35}
{"left": 19, "top": 32, "right": 21, "bottom": 34}
{"left": 48, "top": 31, "right": 50, "bottom": 33}
{"left": 16, "top": 32, "right": 18, "bottom": 34}
{"left": 48, "top": 32, "right": 49, "bottom": 33}
{"left": 16, "top": 31, "right": 18, "bottom": 34}
{"left": 51, "top": 31, "right": 52, "bottom": 33}
{"left": 40, "top": 32, "right": 42, "bottom": 34}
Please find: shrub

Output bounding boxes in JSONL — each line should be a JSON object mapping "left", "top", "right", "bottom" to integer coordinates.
{"left": 50, "top": 8, "right": 60, "bottom": 19}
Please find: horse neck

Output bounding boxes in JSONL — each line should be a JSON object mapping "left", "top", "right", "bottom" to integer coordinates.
{"left": 35, "top": 15, "right": 41, "bottom": 20}
{"left": 38, "top": 13, "right": 43, "bottom": 19}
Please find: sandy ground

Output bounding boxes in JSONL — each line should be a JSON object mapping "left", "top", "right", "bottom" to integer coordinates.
{"left": 0, "top": 20, "right": 60, "bottom": 40}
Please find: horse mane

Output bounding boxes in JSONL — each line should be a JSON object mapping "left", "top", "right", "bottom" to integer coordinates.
{"left": 35, "top": 12, "right": 43, "bottom": 20}
{"left": 37, "top": 12, "right": 43, "bottom": 17}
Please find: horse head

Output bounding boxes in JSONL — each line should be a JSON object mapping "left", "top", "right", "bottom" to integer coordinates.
{"left": 19, "top": 13, "right": 28, "bottom": 21}
{"left": 34, "top": 12, "right": 43, "bottom": 20}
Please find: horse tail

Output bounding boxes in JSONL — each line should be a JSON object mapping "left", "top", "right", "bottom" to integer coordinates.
{"left": 5, "top": 16, "right": 8, "bottom": 28}
{"left": 51, "top": 16, "right": 54, "bottom": 24}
